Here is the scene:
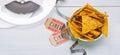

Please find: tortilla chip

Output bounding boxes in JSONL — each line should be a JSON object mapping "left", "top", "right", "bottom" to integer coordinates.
{"left": 82, "top": 16, "right": 103, "bottom": 34}
{"left": 68, "top": 21, "right": 81, "bottom": 38}
{"left": 89, "top": 30, "right": 101, "bottom": 37}
{"left": 102, "top": 17, "right": 108, "bottom": 37}
{"left": 84, "top": 4, "right": 106, "bottom": 17}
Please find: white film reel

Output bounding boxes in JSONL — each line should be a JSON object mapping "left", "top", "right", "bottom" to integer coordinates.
{"left": 0, "top": 0, "right": 56, "bottom": 25}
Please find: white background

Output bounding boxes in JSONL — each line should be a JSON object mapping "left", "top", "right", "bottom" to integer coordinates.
{"left": 0, "top": 0, "right": 120, "bottom": 55}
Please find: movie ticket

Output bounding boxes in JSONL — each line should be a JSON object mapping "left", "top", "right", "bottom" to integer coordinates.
{"left": 49, "top": 28, "right": 69, "bottom": 46}
{"left": 45, "top": 18, "right": 65, "bottom": 32}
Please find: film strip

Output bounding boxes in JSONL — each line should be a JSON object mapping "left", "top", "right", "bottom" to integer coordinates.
{"left": 70, "top": 41, "right": 87, "bottom": 55}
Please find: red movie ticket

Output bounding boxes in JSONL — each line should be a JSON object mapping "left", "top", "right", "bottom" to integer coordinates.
{"left": 49, "top": 28, "right": 69, "bottom": 46}
{"left": 45, "top": 18, "right": 65, "bottom": 32}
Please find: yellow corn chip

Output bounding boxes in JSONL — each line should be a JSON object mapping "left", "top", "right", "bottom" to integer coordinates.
{"left": 68, "top": 21, "right": 80, "bottom": 38}
{"left": 102, "top": 17, "right": 108, "bottom": 37}
{"left": 89, "top": 30, "right": 101, "bottom": 37}
{"left": 82, "top": 16, "right": 103, "bottom": 34}
{"left": 84, "top": 4, "right": 105, "bottom": 17}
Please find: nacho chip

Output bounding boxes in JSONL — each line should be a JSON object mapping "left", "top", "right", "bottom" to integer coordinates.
{"left": 84, "top": 4, "right": 105, "bottom": 17}
{"left": 82, "top": 16, "right": 103, "bottom": 34}
{"left": 71, "top": 21, "right": 82, "bottom": 29}
{"left": 68, "top": 21, "right": 81, "bottom": 38}
{"left": 102, "top": 17, "right": 108, "bottom": 37}
{"left": 89, "top": 30, "right": 101, "bottom": 38}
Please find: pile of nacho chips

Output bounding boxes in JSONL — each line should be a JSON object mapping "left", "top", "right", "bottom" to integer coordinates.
{"left": 68, "top": 4, "right": 108, "bottom": 41}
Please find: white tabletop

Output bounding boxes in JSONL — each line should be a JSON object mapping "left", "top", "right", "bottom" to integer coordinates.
{"left": 0, "top": 0, "right": 120, "bottom": 55}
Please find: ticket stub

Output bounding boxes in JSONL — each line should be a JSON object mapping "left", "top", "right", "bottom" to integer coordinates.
{"left": 45, "top": 18, "right": 65, "bottom": 32}
{"left": 49, "top": 28, "right": 69, "bottom": 46}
